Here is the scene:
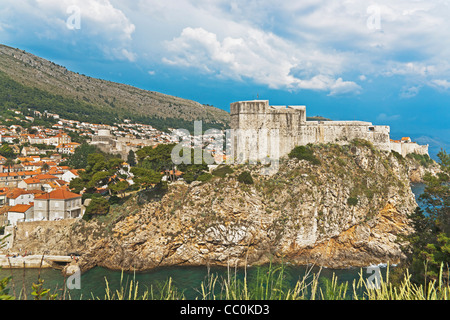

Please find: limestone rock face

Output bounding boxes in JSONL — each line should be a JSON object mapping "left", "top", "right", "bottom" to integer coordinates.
{"left": 10, "top": 144, "right": 434, "bottom": 272}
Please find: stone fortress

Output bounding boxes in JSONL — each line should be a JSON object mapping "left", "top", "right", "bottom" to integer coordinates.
{"left": 230, "top": 100, "right": 428, "bottom": 161}
{"left": 90, "top": 128, "right": 155, "bottom": 159}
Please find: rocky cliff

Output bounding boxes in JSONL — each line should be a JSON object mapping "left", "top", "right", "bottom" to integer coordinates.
{"left": 11, "top": 142, "right": 431, "bottom": 271}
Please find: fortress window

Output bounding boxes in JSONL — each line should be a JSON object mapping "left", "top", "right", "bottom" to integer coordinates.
{"left": 368, "top": 126, "right": 375, "bottom": 132}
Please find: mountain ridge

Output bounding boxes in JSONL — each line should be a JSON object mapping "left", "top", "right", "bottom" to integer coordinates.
{"left": 0, "top": 44, "right": 230, "bottom": 130}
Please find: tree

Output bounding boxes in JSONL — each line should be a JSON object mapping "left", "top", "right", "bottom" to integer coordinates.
{"left": 3, "top": 158, "right": 15, "bottom": 173}
{"left": 237, "top": 171, "right": 254, "bottom": 184}
{"left": 0, "top": 145, "right": 14, "bottom": 159}
{"left": 130, "top": 167, "right": 162, "bottom": 189}
{"left": 402, "top": 149, "right": 450, "bottom": 283}
{"left": 109, "top": 180, "right": 129, "bottom": 197}
{"left": 41, "top": 162, "right": 50, "bottom": 173}
{"left": 66, "top": 143, "right": 103, "bottom": 169}
{"left": 69, "top": 177, "right": 86, "bottom": 193}
{"left": 88, "top": 171, "right": 111, "bottom": 189}
{"left": 85, "top": 197, "right": 110, "bottom": 216}
{"left": 288, "top": 145, "right": 320, "bottom": 165}
{"left": 137, "top": 143, "right": 176, "bottom": 172}
{"left": 127, "top": 150, "right": 136, "bottom": 167}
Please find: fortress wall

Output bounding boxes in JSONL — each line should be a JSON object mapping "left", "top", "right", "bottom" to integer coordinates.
{"left": 414, "top": 144, "right": 429, "bottom": 156}
{"left": 296, "top": 124, "right": 319, "bottom": 146}
{"left": 230, "top": 100, "right": 269, "bottom": 115}
{"left": 229, "top": 100, "right": 403, "bottom": 162}
{"left": 297, "top": 122, "right": 391, "bottom": 152}
{"left": 391, "top": 142, "right": 429, "bottom": 158}
{"left": 390, "top": 142, "right": 403, "bottom": 155}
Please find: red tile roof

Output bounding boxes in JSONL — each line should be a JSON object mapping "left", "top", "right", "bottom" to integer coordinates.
{"left": 33, "top": 174, "right": 59, "bottom": 180}
{"left": 35, "top": 189, "right": 81, "bottom": 200}
{"left": 9, "top": 204, "right": 33, "bottom": 213}
{"left": 6, "top": 188, "right": 33, "bottom": 199}
{"left": 22, "top": 177, "right": 40, "bottom": 184}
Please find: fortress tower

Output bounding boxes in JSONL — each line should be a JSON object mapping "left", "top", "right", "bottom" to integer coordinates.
{"left": 230, "top": 100, "right": 399, "bottom": 162}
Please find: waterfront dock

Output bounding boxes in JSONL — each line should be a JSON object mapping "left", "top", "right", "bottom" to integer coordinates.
{"left": 0, "top": 255, "right": 73, "bottom": 269}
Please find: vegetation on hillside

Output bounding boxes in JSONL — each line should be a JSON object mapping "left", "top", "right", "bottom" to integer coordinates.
{"left": 0, "top": 44, "right": 230, "bottom": 131}
{"left": 0, "top": 71, "right": 225, "bottom": 133}
{"left": 400, "top": 149, "right": 450, "bottom": 284}
{"left": 288, "top": 145, "right": 321, "bottom": 165}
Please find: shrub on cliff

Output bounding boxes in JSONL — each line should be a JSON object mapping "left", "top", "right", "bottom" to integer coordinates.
{"left": 347, "top": 197, "right": 358, "bottom": 206}
{"left": 212, "top": 165, "right": 234, "bottom": 178}
{"left": 406, "top": 153, "right": 433, "bottom": 168}
{"left": 238, "top": 171, "right": 254, "bottom": 184}
{"left": 391, "top": 150, "right": 404, "bottom": 161}
{"left": 288, "top": 146, "right": 321, "bottom": 165}
{"left": 85, "top": 197, "right": 110, "bottom": 217}
{"left": 197, "top": 172, "right": 212, "bottom": 182}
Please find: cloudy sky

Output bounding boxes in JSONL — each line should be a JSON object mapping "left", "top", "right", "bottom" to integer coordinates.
{"left": 0, "top": 0, "right": 449, "bottom": 156}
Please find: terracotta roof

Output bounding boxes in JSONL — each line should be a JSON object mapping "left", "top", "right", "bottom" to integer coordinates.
{"left": 22, "top": 177, "right": 40, "bottom": 184}
{"left": 9, "top": 204, "right": 33, "bottom": 213}
{"left": 33, "top": 174, "right": 59, "bottom": 180}
{"left": 35, "top": 189, "right": 81, "bottom": 200}
{"left": 56, "top": 179, "right": 68, "bottom": 185}
{"left": 68, "top": 169, "right": 79, "bottom": 175}
{"left": 0, "top": 171, "right": 36, "bottom": 178}
{"left": 6, "top": 188, "right": 35, "bottom": 199}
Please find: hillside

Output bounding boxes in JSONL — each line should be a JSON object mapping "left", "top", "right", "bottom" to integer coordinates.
{"left": 0, "top": 44, "right": 230, "bottom": 131}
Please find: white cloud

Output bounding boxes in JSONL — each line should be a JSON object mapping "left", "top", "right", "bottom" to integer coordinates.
{"left": 0, "top": 0, "right": 136, "bottom": 61}
{"left": 377, "top": 113, "right": 401, "bottom": 121}
{"left": 430, "top": 79, "right": 450, "bottom": 90}
{"left": 34, "top": 0, "right": 135, "bottom": 39}
{"left": 163, "top": 26, "right": 360, "bottom": 94}
{"left": 4, "top": 0, "right": 450, "bottom": 96}
{"left": 119, "top": 49, "right": 136, "bottom": 62}
{"left": 400, "top": 86, "right": 421, "bottom": 99}
{"left": 149, "top": 0, "right": 450, "bottom": 95}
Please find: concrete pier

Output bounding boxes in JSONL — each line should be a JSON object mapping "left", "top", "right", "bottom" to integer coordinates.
{"left": 0, "top": 255, "right": 73, "bottom": 269}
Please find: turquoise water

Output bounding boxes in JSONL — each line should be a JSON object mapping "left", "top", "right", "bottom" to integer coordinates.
{"left": 0, "top": 264, "right": 384, "bottom": 300}
{"left": 0, "top": 184, "right": 425, "bottom": 300}
{"left": 411, "top": 182, "right": 426, "bottom": 208}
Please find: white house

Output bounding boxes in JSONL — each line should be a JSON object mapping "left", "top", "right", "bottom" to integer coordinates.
{"left": 34, "top": 189, "right": 82, "bottom": 220}
{"left": 6, "top": 188, "right": 36, "bottom": 206}
{"left": 7, "top": 204, "right": 34, "bottom": 226}
{"left": 61, "top": 169, "right": 80, "bottom": 183}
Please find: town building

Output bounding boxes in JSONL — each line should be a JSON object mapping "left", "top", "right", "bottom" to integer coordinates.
{"left": 7, "top": 204, "right": 34, "bottom": 226}
{"left": 33, "top": 189, "right": 82, "bottom": 220}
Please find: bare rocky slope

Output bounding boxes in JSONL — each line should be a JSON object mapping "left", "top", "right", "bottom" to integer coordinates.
{"left": 10, "top": 142, "right": 440, "bottom": 272}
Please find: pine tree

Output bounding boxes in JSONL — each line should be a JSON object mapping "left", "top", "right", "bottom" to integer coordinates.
{"left": 403, "top": 149, "right": 450, "bottom": 283}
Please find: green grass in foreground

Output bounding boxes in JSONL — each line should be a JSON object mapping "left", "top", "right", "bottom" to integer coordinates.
{"left": 101, "top": 263, "right": 450, "bottom": 300}
{"left": 2, "top": 263, "right": 449, "bottom": 300}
